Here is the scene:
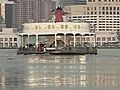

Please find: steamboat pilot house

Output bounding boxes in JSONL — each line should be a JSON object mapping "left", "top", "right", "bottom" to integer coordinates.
{"left": 18, "top": 7, "right": 96, "bottom": 51}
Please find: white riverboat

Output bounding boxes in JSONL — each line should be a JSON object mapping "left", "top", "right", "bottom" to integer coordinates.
{"left": 17, "top": 7, "right": 97, "bottom": 55}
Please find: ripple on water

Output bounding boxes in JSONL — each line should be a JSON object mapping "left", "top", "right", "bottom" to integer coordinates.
{"left": 0, "top": 49, "right": 120, "bottom": 90}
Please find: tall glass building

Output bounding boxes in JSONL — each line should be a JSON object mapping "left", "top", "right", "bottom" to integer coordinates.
{"left": 5, "top": 3, "right": 14, "bottom": 28}
{"left": 0, "top": 1, "right": 14, "bottom": 28}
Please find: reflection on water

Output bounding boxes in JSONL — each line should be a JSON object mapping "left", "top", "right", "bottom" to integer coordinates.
{"left": 0, "top": 49, "right": 120, "bottom": 90}
{"left": 25, "top": 55, "right": 87, "bottom": 88}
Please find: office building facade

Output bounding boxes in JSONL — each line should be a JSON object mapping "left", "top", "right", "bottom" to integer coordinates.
{"left": 65, "top": 0, "right": 120, "bottom": 46}
{"left": 13, "top": 0, "right": 53, "bottom": 28}
{"left": 0, "top": 28, "right": 19, "bottom": 48}
{"left": 60, "top": 0, "right": 86, "bottom": 7}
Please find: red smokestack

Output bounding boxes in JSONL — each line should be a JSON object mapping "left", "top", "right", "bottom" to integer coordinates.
{"left": 55, "top": 7, "right": 64, "bottom": 22}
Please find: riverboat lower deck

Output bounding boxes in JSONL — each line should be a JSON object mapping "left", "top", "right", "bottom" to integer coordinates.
{"left": 17, "top": 46, "right": 97, "bottom": 55}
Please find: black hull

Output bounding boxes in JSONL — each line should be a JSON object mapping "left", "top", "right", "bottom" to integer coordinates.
{"left": 17, "top": 51, "right": 45, "bottom": 55}
{"left": 49, "top": 51, "right": 97, "bottom": 55}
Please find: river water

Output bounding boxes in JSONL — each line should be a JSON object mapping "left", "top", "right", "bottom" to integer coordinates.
{"left": 0, "top": 49, "right": 120, "bottom": 90}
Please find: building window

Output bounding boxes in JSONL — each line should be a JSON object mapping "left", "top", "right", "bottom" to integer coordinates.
{"left": 110, "top": 7, "right": 112, "bottom": 10}
{"left": 94, "top": 7, "right": 96, "bottom": 10}
{"left": 102, "top": 37, "right": 106, "bottom": 41}
{"left": 102, "top": 7, "right": 105, "bottom": 10}
{"left": 73, "top": 16, "right": 77, "bottom": 18}
{"left": 110, "top": 12, "right": 112, "bottom": 14}
{"left": 114, "top": 7, "right": 116, "bottom": 10}
{"left": 14, "top": 38, "right": 17, "bottom": 41}
{"left": 106, "top": 7, "right": 108, "bottom": 10}
{"left": 86, "top": 37, "right": 90, "bottom": 41}
{"left": 88, "top": 0, "right": 92, "bottom": 2}
{"left": 112, "top": 37, "right": 116, "bottom": 41}
{"left": 113, "top": 12, "right": 116, "bottom": 15}
{"left": 87, "top": 12, "right": 89, "bottom": 15}
{"left": 90, "top": 7, "right": 93, "bottom": 10}
{"left": 0, "top": 38, "right": 3, "bottom": 41}
{"left": 97, "top": 37, "right": 101, "bottom": 41}
{"left": 82, "top": 37, "right": 85, "bottom": 41}
{"left": 87, "top": 7, "right": 89, "bottom": 10}
{"left": 117, "top": 7, "right": 119, "bottom": 10}
{"left": 102, "top": 11, "right": 105, "bottom": 14}
{"left": 9, "top": 38, "right": 12, "bottom": 41}
{"left": 106, "top": 12, "right": 108, "bottom": 14}
{"left": 14, "top": 43, "right": 17, "bottom": 46}
{"left": 91, "top": 11, "right": 93, "bottom": 15}
{"left": 5, "top": 38, "right": 8, "bottom": 41}
{"left": 107, "top": 37, "right": 111, "bottom": 41}
{"left": 10, "top": 43, "right": 12, "bottom": 47}
{"left": 0, "top": 43, "right": 3, "bottom": 47}
{"left": 99, "top": 11, "right": 101, "bottom": 14}
{"left": 96, "top": 42, "right": 101, "bottom": 46}
{"left": 5, "top": 43, "right": 8, "bottom": 47}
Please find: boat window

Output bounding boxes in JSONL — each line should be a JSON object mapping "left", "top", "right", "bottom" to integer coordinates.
{"left": 39, "top": 26, "right": 41, "bottom": 29}
{"left": 48, "top": 25, "right": 51, "bottom": 29}
{"left": 35, "top": 25, "right": 38, "bottom": 30}
{"left": 61, "top": 25, "right": 64, "bottom": 29}
{"left": 65, "top": 25, "right": 68, "bottom": 29}
{"left": 74, "top": 25, "right": 77, "bottom": 29}
{"left": 52, "top": 25, "right": 55, "bottom": 29}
